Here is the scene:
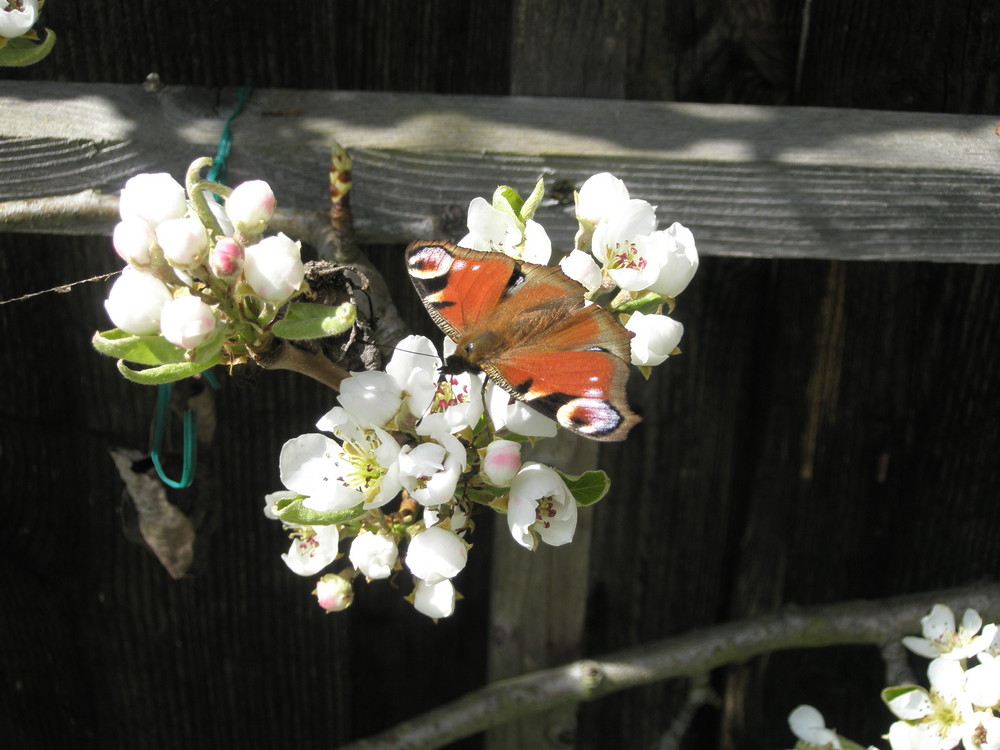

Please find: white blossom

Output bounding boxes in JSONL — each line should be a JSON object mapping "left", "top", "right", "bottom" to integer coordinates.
{"left": 590, "top": 199, "right": 660, "bottom": 291}
{"left": 0, "top": 0, "right": 38, "bottom": 39}
{"left": 281, "top": 524, "right": 340, "bottom": 577}
{"left": 486, "top": 383, "right": 557, "bottom": 439}
{"left": 404, "top": 526, "right": 468, "bottom": 584}
{"left": 507, "top": 462, "right": 577, "bottom": 550}
{"left": 558, "top": 249, "right": 603, "bottom": 293}
{"left": 337, "top": 370, "right": 405, "bottom": 430}
{"left": 625, "top": 311, "right": 683, "bottom": 367}
{"left": 399, "top": 431, "right": 466, "bottom": 507}
{"left": 459, "top": 196, "right": 552, "bottom": 263}
{"left": 647, "top": 222, "right": 699, "bottom": 298}
{"left": 348, "top": 531, "right": 398, "bottom": 580}
{"left": 576, "top": 172, "right": 631, "bottom": 227}
{"left": 279, "top": 412, "right": 403, "bottom": 513}
{"left": 787, "top": 705, "right": 842, "bottom": 749}
{"left": 902, "top": 605, "right": 998, "bottom": 661}
{"left": 412, "top": 578, "right": 455, "bottom": 619}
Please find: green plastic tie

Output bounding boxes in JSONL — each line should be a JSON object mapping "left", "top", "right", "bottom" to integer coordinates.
{"left": 206, "top": 86, "right": 252, "bottom": 187}
{"left": 150, "top": 88, "right": 248, "bottom": 488}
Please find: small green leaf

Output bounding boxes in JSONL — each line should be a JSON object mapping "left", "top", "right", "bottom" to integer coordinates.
{"left": 273, "top": 496, "right": 365, "bottom": 526}
{"left": 92, "top": 329, "right": 187, "bottom": 365}
{"left": 0, "top": 29, "right": 56, "bottom": 67}
{"left": 612, "top": 292, "right": 668, "bottom": 315}
{"left": 492, "top": 185, "right": 524, "bottom": 216}
{"left": 558, "top": 469, "right": 611, "bottom": 507}
{"left": 117, "top": 356, "right": 222, "bottom": 385}
{"left": 519, "top": 178, "right": 546, "bottom": 223}
{"left": 271, "top": 301, "right": 357, "bottom": 340}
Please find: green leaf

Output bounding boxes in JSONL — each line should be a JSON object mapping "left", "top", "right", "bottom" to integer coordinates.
{"left": 519, "top": 178, "right": 546, "bottom": 223}
{"left": 271, "top": 301, "right": 356, "bottom": 340}
{"left": 116, "top": 356, "right": 222, "bottom": 385}
{"left": 0, "top": 29, "right": 56, "bottom": 67}
{"left": 273, "top": 495, "right": 365, "bottom": 526}
{"left": 92, "top": 329, "right": 187, "bottom": 366}
{"left": 612, "top": 292, "right": 669, "bottom": 315}
{"left": 835, "top": 735, "right": 869, "bottom": 750}
{"left": 558, "top": 469, "right": 611, "bottom": 507}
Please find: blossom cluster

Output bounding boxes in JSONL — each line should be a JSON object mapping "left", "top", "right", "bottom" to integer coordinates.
{"left": 0, "top": 0, "right": 54, "bottom": 67}
{"left": 93, "top": 159, "right": 349, "bottom": 385}
{"left": 265, "top": 173, "right": 699, "bottom": 618}
{"left": 787, "top": 604, "right": 1000, "bottom": 750}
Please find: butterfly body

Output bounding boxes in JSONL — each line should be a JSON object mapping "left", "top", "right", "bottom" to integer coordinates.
{"left": 406, "top": 241, "right": 640, "bottom": 441}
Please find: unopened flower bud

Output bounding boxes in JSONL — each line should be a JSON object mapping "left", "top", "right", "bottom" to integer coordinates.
{"left": 118, "top": 173, "right": 187, "bottom": 228}
{"left": 349, "top": 531, "right": 399, "bottom": 580}
{"left": 156, "top": 217, "right": 209, "bottom": 270}
{"left": 226, "top": 180, "right": 275, "bottom": 236}
{"left": 314, "top": 574, "right": 353, "bottom": 612}
{"left": 404, "top": 526, "right": 467, "bottom": 584}
{"left": 104, "top": 268, "right": 172, "bottom": 335}
{"left": 625, "top": 311, "right": 683, "bottom": 367}
{"left": 244, "top": 233, "right": 304, "bottom": 304}
{"left": 159, "top": 295, "right": 217, "bottom": 349}
{"left": 412, "top": 578, "right": 456, "bottom": 619}
{"left": 209, "top": 237, "right": 244, "bottom": 279}
{"left": 481, "top": 439, "right": 522, "bottom": 486}
{"left": 112, "top": 219, "right": 157, "bottom": 269}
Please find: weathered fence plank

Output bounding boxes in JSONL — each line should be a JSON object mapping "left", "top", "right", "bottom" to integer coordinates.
{"left": 2, "top": 82, "right": 998, "bottom": 262}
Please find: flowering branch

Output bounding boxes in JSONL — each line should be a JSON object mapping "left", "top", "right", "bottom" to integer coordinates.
{"left": 333, "top": 583, "right": 1000, "bottom": 750}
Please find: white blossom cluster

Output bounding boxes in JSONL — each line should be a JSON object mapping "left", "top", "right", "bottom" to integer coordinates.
{"left": 787, "top": 604, "right": 1000, "bottom": 750}
{"left": 266, "top": 173, "right": 700, "bottom": 618}
{"left": 105, "top": 173, "right": 304, "bottom": 349}
{"left": 0, "top": 0, "right": 39, "bottom": 40}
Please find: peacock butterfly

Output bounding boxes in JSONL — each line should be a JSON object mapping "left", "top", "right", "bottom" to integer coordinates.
{"left": 405, "top": 240, "right": 640, "bottom": 441}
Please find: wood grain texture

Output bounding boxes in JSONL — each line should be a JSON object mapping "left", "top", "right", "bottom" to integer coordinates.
{"left": 2, "top": 82, "right": 999, "bottom": 262}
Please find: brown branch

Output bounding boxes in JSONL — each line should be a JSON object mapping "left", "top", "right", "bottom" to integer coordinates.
{"left": 333, "top": 582, "right": 1000, "bottom": 750}
{"left": 252, "top": 337, "right": 350, "bottom": 392}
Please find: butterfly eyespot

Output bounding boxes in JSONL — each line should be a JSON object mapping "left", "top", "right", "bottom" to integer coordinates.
{"left": 556, "top": 398, "right": 624, "bottom": 437}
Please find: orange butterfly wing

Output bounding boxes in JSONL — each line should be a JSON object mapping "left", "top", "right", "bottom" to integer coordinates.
{"left": 406, "top": 241, "right": 640, "bottom": 441}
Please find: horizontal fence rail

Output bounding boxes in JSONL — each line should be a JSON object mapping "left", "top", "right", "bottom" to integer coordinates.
{"left": 1, "top": 81, "right": 999, "bottom": 262}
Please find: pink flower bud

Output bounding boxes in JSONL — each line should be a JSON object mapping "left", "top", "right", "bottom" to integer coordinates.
{"left": 244, "top": 233, "right": 304, "bottom": 303}
{"left": 314, "top": 574, "right": 354, "bottom": 612}
{"left": 159, "top": 295, "right": 216, "bottom": 349}
{"left": 104, "top": 268, "right": 172, "bottom": 335}
{"left": 118, "top": 173, "right": 187, "bottom": 228}
{"left": 112, "top": 219, "right": 157, "bottom": 269}
{"left": 225, "top": 180, "right": 276, "bottom": 235}
{"left": 156, "top": 217, "right": 209, "bottom": 270}
{"left": 209, "top": 237, "right": 244, "bottom": 278}
{"left": 481, "top": 439, "right": 522, "bottom": 486}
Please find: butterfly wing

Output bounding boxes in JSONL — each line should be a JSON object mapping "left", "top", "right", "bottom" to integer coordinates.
{"left": 405, "top": 241, "right": 640, "bottom": 441}
{"left": 405, "top": 241, "right": 518, "bottom": 341}
{"left": 477, "top": 264, "right": 639, "bottom": 440}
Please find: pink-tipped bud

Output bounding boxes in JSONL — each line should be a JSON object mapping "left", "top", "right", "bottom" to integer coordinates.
{"left": 314, "top": 574, "right": 354, "bottom": 613}
{"left": 225, "top": 180, "right": 275, "bottom": 236}
{"left": 209, "top": 237, "right": 245, "bottom": 279}
{"left": 481, "top": 439, "right": 522, "bottom": 486}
